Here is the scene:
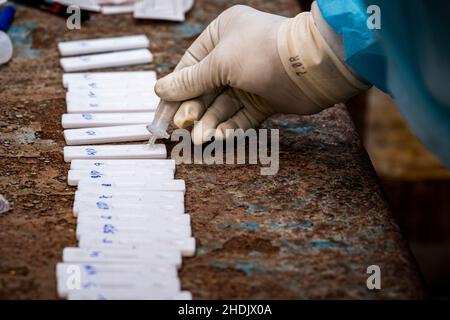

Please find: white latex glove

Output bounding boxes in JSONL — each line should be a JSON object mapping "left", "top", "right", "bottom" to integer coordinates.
{"left": 155, "top": 5, "right": 369, "bottom": 144}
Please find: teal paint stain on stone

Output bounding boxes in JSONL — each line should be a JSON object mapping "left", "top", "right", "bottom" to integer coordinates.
{"left": 219, "top": 222, "right": 259, "bottom": 231}
{"left": 197, "top": 240, "right": 223, "bottom": 256}
{"left": 286, "top": 125, "right": 316, "bottom": 134}
{"left": 157, "top": 62, "right": 175, "bottom": 73}
{"left": 270, "top": 221, "right": 313, "bottom": 231}
{"left": 218, "top": 223, "right": 231, "bottom": 230}
{"left": 280, "top": 240, "right": 351, "bottom": 254}
{"left": 293, "top": 199, "right": 307, "bottom": 208}
{"left": 238, "top": 222, "right": 259, "bottom": 231}
{"left": 8, "top": 21, "right": 41, "bottom": 58}
{"left": 172, "top": 23, "right": 206, "bottom": 39}
{"left": 271, "top": 119, "right": 290, "bottom": 127}
{"left": 286, "top": 222, "right": 313, "bottom": 230}
{"left": 236, "top": 200, "right": 267, "bottom": 214}
{"left": 235, "top": 263, "right": 264, "bottom": 275}
{"left": 304, "top": 241, "right": 346, "bottom": 248}
{"left": 209, "top": 262, "right": 226, "bottom": 270}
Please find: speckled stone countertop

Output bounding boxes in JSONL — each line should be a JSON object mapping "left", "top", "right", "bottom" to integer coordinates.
{"left": 0, "top": 0, "right": 424, "bottom": 299}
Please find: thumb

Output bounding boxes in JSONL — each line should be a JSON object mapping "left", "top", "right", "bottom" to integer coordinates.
{"left": 155, "top": 50, "right": 224, "bottom": 102}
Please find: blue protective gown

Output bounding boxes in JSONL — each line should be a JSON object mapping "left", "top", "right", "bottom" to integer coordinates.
{"left": 317, "top": 0, "right": 450, "bottom": 167}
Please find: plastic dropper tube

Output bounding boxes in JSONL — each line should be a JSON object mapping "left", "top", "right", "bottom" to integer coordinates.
{"left": 146, "top": 100, "right": 180, "bottom": 144}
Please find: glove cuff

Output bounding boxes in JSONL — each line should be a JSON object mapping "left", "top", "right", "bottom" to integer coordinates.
{"left": 277, "top": 12, "right": 370, "bottom": 108}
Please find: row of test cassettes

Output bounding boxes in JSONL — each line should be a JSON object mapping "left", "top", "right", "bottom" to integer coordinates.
{"left": 56, "top": 36, "right": 194, "bottom": 300}
{"left": 59, "top": 0, "right": 193, "bottom": 21}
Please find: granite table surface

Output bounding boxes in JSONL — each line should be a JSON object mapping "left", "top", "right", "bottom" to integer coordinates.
{"left": 0, "top": 0, "right": 424, "bottom": 299}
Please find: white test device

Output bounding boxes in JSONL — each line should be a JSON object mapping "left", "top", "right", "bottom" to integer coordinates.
{"left": 58, "top": 35, "right": 150, "bottom": 56}
{"left": 62, "top": 112, "right": 155, "bottom": 129}
{"left": 73, "top": 201, "right": 184, "bottom": 217}
{"left": 74, "top": 190, "right": 183, "bottom": 203}
{"left": 64, "top": 125, "right": 155, "bottom": 145}
{"left": 63, "top": 144, "right": 167, "bottom": 162}
{"left": 67, "top": 289, "right": 192, "bottom": 300}
{"left": 76, "top": 179, "right": 186, "bottom": 193}
{"left": 58, "top": 275, "right": 181, "bottom": 298}
{"left": 60, "top": 49, "right": 153, "bottom": 72}
{"left": 70, "top": 159, "right": 175, "bottom": 171}
{"left": 78, "top": 236, "right": 196, "bottom": 257}
{"left": 62, "top": 247, "right": 182, "bottom": 266}
{"left": 77, "top": 212, "right": 191, "bottom": 227}
{"left": 75, "top": 222, "right": 192, "bottom": 241}
{"left": 56, "top": 262, "right": 178, "bottom": 279}
{"left": 62, "top": 71, "right": 157, "bottom": 88}
{"left": 67, "top": 168, "right": 174, "bottom": 185}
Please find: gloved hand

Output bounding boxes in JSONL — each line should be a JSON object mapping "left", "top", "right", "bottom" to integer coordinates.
{"left": 155, "top": 5, "right": 369, "bottom": 144}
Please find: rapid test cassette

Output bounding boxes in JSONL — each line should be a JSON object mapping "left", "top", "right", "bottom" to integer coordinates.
{"left": 58, "top": 275, "right": 181, "bottom": 298}
{"left": 64, "top": 125, "right": 156, "bottom": 146}
{"left": 61, "top": 112, "right": 154, "bottom": 129}
{"left": 56, "top": 263, "right": 178, "bottom": 280}
{"left": 67, "top": 80, "right": 156, "bottom": 92}
{"left": 76, "top": 178, "right": 186, "bottom": 193}
{"left": 68, "top": 289, "right": 192, "bottom": 300}
{"left": 66, "top": 89, "right": 157, "bottom": 102}
{"left": 72, "top": 200, "right": 184, "bottom": 217}
{"left": 67, "top": 168, "right": 174, "bottom": 185}
{"left": 56, "top": 0, "right": 102, "bottom": 12}
{"left": 74, "top": 190, "right": 183, "bottom": 203}
{"left": 77, "top": 210, "right": 191, "bottom": 226}
{"left": 78, "top": 235, "right": 196, "bottom": 257}
{"left": 70, "top": 159, "right": 175, "bottom": 172}
{"left": 63, "top": 144, "right": 167, "bottom": 162}
{"left": 60, "top": 49, "right": 153, "bottom": 72}
{"left": 62, "top": 71, "right": 157, "bottom": 88}
{"left": 77, "top": 212, "right": 191, "bottom": 227}
{"left": 134, "top": 0, "right": 185, "bottom": 22}
{"left": 102, "top": 4, "right": 135, "bottom": 15}
{"left": 58, "top": 35, "right": 150, "bottom": 56}
{"left": 66, "top": 96, "right": 159, "bottom": 113}
{"left": 75, "top": 222, "right": 192, "bottom": 241}
{"left": 63, "top": 247, "right": 182, "bottom": 266}
{"left": 74, "top": 192, "right": 184, "bottom": 211}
